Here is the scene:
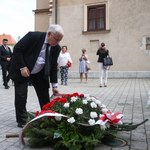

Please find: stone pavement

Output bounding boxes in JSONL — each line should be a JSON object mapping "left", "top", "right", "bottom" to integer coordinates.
{"left": 0, "top": 75, "right": 150, "bottom": 150}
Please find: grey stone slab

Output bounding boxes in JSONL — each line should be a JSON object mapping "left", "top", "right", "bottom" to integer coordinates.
{"left": 131, "top": 131, "right": 147, "bottom": 141}
{"left": 0, "top": 137, "right": 5, "bottom": 142}
{"left": 130, "top": 140, "right": 148, "bottom": 150}
{"left": 112, "top": 146, "right": 130, "bottom": 150}
{"left": 0, "top": 141, "right": 14, "bottom": 149}
{"left": 5, "top": 145, "right": 23, "bottom": 150}
{"left": 94, "top": 144, "right": 111, "bottom": 150}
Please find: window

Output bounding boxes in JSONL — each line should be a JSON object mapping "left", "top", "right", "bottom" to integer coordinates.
{"left": 88, "top": 5, "right": 106, "bottom": 31}
{"left": 83, "top": 1, "right": 109, "bottom": 33}
{"left": 140, "top": 36, "right": 150, "bottom": 52}
{"left": 146, "top": 37, "right": 150, "bottom": 50}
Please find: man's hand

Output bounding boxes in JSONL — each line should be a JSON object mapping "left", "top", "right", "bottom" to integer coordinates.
{"left": 52, "top": 88, "right": 59, "bottom": 96}
{"left": 6, "top": 57, "right": 11, "bottom": 61}
{"left": 20, "top": 67, "right": 30, "bottom": 77}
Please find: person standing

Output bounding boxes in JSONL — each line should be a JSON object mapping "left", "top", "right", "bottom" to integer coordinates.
{"left": 79, "top": 48, "right": 89, "bottom": 83}
{"left": 0, "top": 39, "right": 13, "bottom": 89}
{"left": 96, "top": 42, "right": 109, "bottom": 87}
{"left": 57, "top": 46, "right": 72, "bottom": 85}
{"left": 9, "top": 24, "right": 64, "bottom": 127}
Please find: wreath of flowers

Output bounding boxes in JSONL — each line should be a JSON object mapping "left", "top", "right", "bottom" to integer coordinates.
{"left": 21, "top": 93, "right": 148, "bottom": 150}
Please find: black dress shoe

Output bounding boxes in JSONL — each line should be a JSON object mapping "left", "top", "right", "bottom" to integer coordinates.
{"left": 5, "top": 85, "right": 10, "bottom": 89}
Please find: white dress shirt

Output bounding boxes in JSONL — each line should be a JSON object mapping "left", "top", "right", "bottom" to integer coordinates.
{"left": 31, "top": 38, "right": 58, "bottom": 88}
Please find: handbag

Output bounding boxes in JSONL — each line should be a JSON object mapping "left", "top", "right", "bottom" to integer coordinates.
{"left": 66, "top": 60, "right": 72, "bottom": 67}
{"left": 86, "top": 64, "right": 91, "bottom": 71}
{"left": 103, "top": 56, "right": 113, "bottom": 66}
{"left": 86, "top": 60, "right": 91, "bottom": 71}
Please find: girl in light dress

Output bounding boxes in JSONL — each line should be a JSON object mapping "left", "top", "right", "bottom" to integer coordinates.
{"left": 79, "top": 49, "right": 89, "bottom": 83}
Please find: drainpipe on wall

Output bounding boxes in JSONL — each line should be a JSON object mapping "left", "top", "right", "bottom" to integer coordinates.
{"left": 55, "top": 0, "right": 57, "bottom": 24}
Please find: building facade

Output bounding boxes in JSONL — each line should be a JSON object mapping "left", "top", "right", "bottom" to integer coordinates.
{"left": 34, "top": 0, "right": 150, "bottom": 78}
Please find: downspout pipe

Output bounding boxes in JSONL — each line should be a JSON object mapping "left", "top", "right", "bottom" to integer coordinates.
{"left": 55, "top": 0, "right": 57, "bottom": 24}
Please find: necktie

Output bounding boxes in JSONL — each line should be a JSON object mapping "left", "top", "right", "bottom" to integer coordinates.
{"left": 4, "top": 46, "right": 9, "bottom": 51}
{"left": 44, "top": 44, "right": 51, "bottom": 79}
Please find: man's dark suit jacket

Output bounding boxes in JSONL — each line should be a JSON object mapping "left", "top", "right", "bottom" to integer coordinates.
{"left": 9, "top": 31, "right": 61, "bottom": 82}
{"left": 0, "top": 45, "right": 12, "bottom": 63}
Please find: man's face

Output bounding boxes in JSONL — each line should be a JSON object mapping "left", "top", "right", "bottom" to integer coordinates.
{"left": 3, "top": 40, "right": 8, "bottom": 46}
{"left": 47, "top": 32, "right": 63, "bottom": 46}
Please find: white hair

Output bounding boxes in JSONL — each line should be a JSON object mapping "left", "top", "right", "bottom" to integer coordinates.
{"left": 47, "top": 24, "right": 64, "bottom": 36}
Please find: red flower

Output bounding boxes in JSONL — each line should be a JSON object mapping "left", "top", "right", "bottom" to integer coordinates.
{"left": 35, "top": 111, "right": 40, "bottom": 116}
{"left": 42, "top": 100, "right": 56, "bottom": 110}
{"left": 57, "top": 97, "right": 67, "bottom": 103}
{"left": 79, "top": 94, "right": 84, "bottom": 98}
{"left": 41, "top": 93, "right": 84, "bottom": 112}
{"left": 71, "top": 93, "right": 80, "bottom": 97}
{"left": 42, "top": 97, "right": 67, "bottom": 110}
{"left": 98, "top": 112, "right": 123, "bottom": 124}
{"left": 36, "top": 110, "right": 56, "bottom": 116}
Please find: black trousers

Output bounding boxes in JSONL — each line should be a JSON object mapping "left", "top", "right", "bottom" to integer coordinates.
{"left": 1, "top": 61, "right": 10, "bottom": 86}
{"left": 14, "top": 81, "right": 28, "bottom": 124}
{"left": 14, "top": 69, "right": 50, "bottom": 124}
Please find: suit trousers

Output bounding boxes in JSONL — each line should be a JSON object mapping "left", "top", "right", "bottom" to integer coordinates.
{"left": 1, "top": 61, "right": 10, "bottom": 86}
{"left": 14, "top": 80, "right": 28, "bottom": 124}
{"left": 30, "top": 68, "right": 50, "bottom": 108}
{"left": 14, "top": 68, "right": 50, "bottom": 124}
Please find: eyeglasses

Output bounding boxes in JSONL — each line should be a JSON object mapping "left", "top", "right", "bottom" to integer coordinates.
{"left": 51, "top": 33, "right": 62, "bottom": 42}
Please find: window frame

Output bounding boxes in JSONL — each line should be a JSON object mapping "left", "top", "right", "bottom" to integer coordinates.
{"left": 87, "top": 4, "right": 106, "bottom": 31}
{"left": 83, "top": 1, "right": 110, "bottom": 33}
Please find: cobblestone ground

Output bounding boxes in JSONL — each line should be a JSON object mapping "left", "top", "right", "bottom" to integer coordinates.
{"left": 0, "top": 75, "right": 150, "bottom": 150}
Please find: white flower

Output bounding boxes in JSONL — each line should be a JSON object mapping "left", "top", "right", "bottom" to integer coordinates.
{"left": 70, "top": 96, "right": 78, "bottom": 102}
{"left": 63, "top": 103, "right": 70, "bottom": 108}
{"left": 90, "top": 112, "right": 98, "bottom": 118}
{"left": 67, "top": 117, "right": 75, "bottom": 124}
{"left": 95, "top": 117, "right": 109, "bottom": 126}
{"left": 90, "top": 96, "right": 97, "bottom": 101}
{"left": 106, "top": 113, "right": 112, "bottom": 119}
{"left": 55, "top": 116, "right": 62, "bottom": 121}
{"left": 116, "top": 114, "right": 124, "bottom": 119}
{"left": 95, "top": 120, "right": 103, "bottom": 125}
{"left": 85, "top": 97, "right": 92, "bottom": 102}
{"left": 95, "top": 100, "right": 102, "bottom": 107}
{"left": 102, "top": 108, "right": 109, "bottom": 114}
{"left": 90, "top": 102, "right": 97, "bottom": 108}
{"left": 88, "top": 119, "right": 95, "bottom": 125}
{"left": 75, "top": 108, "right": 83, "bottom": 115}
{"left": 82, "top": 99, "right": 88, "bottom": 104}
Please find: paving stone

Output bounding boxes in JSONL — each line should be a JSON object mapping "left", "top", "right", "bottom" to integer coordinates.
{"left": 131, "top": 131, "right": 147, "bottom": 141}
{"left": 130, "top": 140, "right": 148, "bottom": 150}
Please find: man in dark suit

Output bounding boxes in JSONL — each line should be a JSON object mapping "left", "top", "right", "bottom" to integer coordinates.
{"left": 0, "top": 38, "right": 13, "bottom": 89}
{"left": 9, "top": 24, "right": 64, "bottom": 127}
